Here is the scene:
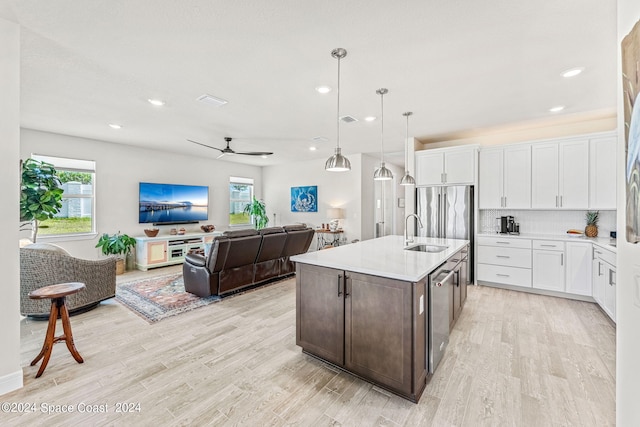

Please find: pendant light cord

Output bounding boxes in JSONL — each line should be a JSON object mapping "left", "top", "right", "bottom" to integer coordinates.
{"left": 380, "top": 91, "right": 384, "bottom": 162}
{"left": 336, "top": 56, "right": 341, "bottom": 150}
{"left": 405, "top": 113, "right": 409, "bottom": 170}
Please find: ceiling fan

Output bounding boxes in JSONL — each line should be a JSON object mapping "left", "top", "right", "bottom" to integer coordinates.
{"left": 188, "top": 137, "right": 274, "bottom": 159}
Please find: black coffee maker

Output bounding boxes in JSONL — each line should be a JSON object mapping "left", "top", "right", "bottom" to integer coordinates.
{"left": 500, "top": 216, "right": 519, "bottom": 234}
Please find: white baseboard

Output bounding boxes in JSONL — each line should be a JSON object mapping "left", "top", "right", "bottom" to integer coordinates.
{"left": 0, "top": 369, "right": 23, "bottom": 396}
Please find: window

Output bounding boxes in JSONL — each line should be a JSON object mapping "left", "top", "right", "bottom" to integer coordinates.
{"left": 31, "top": 155, "right": 96, "bottom": 237}
{"left": 229, "top": 177, "right": 253, "bottom": 226}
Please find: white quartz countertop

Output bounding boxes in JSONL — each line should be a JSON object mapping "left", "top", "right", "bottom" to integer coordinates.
{"left": 291, "top": 235, "right": 470, "bottom": 282}
{"left": 477, "top": 232, "right": 617, "bottom": 253}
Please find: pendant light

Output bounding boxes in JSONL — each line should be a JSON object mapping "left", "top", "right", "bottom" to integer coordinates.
{"left": 325, "top": 48, "right": 351, "bottom": 172}
{"left": 400, "top": 112, "right": 416, "bottom": 186}
{"left": 373, "top": 88, "right": 393, "bottom": 180}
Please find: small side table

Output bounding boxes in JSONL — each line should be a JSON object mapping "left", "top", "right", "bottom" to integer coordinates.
{"left": 316, "top": 229, "right": 344, "bottom": 249}
{"left": 28, "top": 282, "right": 86, "bottom": 378}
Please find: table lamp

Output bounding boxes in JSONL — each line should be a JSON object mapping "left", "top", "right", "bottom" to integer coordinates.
{"left": 327, "top": 208, "right": 345, "bottom": 231}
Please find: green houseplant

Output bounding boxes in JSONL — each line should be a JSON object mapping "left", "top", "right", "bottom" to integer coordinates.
{"left": 20, "top": 158, "right": 64, "bottom": 243}
{"left": 243, "top": 196, "right": 269, "bottom": 229}
{"left": 95, "top": 232, "right": 137, "bottom": 274}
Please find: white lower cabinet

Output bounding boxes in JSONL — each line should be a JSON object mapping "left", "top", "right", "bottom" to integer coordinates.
{"left": 477, "top": 237, "right": 532, "bottom": 288}
{"left": 532, "top": 241, "right": 565, "bottom": 292}
{"left": 565, "top": 242, "right": 593, "bottom": 296}
{"left": 478, "top": 235, "right": 615, "bottom": 318}
{"left": 593, "top": 246, "right": 616, "bottom": 322}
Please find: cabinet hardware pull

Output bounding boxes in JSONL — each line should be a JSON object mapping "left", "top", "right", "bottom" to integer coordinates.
{"left": 560, "top": 195, "right": 563, "bottom": 207}
{"left": 496, "top": 241, "right": 510, "bottom": 244}
{"left": 345, "top": 276, "right": 351, "bottom": 297}
{"left": 540, "top": 244, "right": 556, "bottom": 247}
{"left": 609, "top": 270, "right": 616, "bottom": 286}
{"left": 598, "top": 262, "right": 603, "bottom": 276}
{"left": 496, "top": 274, "right": 510, "bottom": 277}
{"left": 504, "top": 196, "right": 507, "bottom": 207}
{"left": 338, "top": 274, "right": 343, "bottom": 297}
{"left": 496, "top": 255, "right": 510, "bottom": 258}
{"left": 555, "top": 195, "right": 558, "bottom": 207}
{"left": 561, "top": 253, "right": 564, "bottom": 265}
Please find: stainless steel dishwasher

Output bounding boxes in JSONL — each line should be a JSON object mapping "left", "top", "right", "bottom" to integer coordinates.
{"left": 428, "top": 252, "right": 463, "bottom": 374}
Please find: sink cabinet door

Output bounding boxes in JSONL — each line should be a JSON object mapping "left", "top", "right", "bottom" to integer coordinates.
{"left": 296, "top": 264, "right": 345, "bottom": 366}
{"left": 344, "top": 272, "right": 414, "bottom": 395}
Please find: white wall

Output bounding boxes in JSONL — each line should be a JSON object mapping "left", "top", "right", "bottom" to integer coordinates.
{"left": 263, "top": 154, "right": 365, "bottom": 246}
{"left": 20, "top": 129, "right": 263, "bottom": 258}
{"left": 617, "top": 2, "right": 640, "bottom": 425}
{"left": 0, "top": 18, "right": 23, "bottom": 396}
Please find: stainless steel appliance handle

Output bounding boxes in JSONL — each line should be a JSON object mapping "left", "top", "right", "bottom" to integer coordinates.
{"left": 442, "top": 192, "right": 447, "bottom": 238}
{"left": 437, "top": 192, "right": 442, "bottom": 237}
{"left": 434, "top": 269, "right": 455, "bottom": 287}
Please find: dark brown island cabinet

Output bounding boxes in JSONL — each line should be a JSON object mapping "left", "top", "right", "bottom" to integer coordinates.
{"left": 296, "top": 264, "right": 427, "bottom": 401}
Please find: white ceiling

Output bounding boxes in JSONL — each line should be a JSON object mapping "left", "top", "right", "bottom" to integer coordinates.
{"left": 0, "top": 0, "right": 618, "bottom": 167}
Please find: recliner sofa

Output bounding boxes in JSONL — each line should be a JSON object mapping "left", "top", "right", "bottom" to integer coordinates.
{"left": 183, "top": 225, "right": 314, "bottom": 297}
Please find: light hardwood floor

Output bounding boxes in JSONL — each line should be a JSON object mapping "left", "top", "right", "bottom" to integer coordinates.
{"left": 4, "top": 267, "right": 615, "bottom": 426}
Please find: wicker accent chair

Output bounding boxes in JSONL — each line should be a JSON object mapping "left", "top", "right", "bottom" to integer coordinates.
{"left": 20, "top": 243, "right": 117, "bottom": 317}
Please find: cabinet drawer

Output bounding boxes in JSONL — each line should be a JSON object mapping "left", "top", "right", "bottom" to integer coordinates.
{"left": 532, "top": 240, "right": 565, "bottom": 251}
{"left": 477, "top": 236, "right": 531, "bottom": 249}
{"left": 477, "top": 246, "right": 531, "bottom": 268}
{"left": 477, "top": 264, "right": 532, "bottom": 288}
{"left": 594, "top": 246, "right": 616, "bottom": 266}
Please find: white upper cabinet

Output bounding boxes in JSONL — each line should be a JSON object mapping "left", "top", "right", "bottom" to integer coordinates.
{"left": 415, "top": 147, "right": 476, "bottom": 186}
{"left": 479, "top": 145, "right": 530, "bottom": 209}
{"left": 415, "top": 152, "right": 444, "bottom": 186}
{"left": 531, "top": 139, "right": 588, "bottom": 209}
{"left": 589, "top": 136, "right": 617, "bottom": 209}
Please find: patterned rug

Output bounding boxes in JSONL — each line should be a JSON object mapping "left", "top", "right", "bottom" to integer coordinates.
{"left": 116, "top": 273, "right": 221, "bottom": 323}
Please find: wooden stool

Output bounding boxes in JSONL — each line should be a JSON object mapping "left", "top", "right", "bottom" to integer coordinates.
{"left": 28, "top": 282, "right": 86, "bottom": 378}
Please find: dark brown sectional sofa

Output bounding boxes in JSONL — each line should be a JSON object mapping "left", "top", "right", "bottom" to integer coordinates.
{"left": 183, "top": 224, "right": 314, "bottom": 297}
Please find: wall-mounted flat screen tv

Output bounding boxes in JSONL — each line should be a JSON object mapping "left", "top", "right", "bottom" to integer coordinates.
{"left": 139, "top": 182, "right": 209, "bottom": 225}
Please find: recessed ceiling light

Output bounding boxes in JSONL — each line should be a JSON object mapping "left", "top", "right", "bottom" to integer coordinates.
{"left": 147, "top": 98, "right": 165, "bottom": 106}
{"left": 364, "top": 116, "right": 377, "bottom": 122}
{"left": 315, "top": 86, "right": 332, "bottom": 94}
{"left": 549, "top": 105, "right": 565, "bottom": 113}
{"left": 197, "top": 94, "right": 228, "bottom": 107}
{"left": 108, "top": 123, "right": 122, "bottom": 129}
{"left": 309, "top": 146, "right": 317, "bottom": 151}
{"left": 561, "top": 67, "right": 584, "bottom": 78}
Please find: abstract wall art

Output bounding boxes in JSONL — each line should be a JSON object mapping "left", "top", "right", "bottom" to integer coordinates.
{"left": 291, "top": 185, "right": 318, "bottom": 212}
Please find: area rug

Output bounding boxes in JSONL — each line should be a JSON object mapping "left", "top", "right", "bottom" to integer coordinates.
{"left": 116, "top": 273, "right": 220, "bottom": 324}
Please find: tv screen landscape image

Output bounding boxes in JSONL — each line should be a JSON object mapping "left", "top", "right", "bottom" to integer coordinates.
{"left": 139, "top": 182, "right": 209, "bottom": 224}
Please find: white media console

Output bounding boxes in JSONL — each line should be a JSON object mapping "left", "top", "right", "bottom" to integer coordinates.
{"left": 135, "top": 232, "right": 222, "bottom": 271}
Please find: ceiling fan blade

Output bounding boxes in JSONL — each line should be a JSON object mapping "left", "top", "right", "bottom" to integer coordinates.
{"left": 235, "top": 151, "right": 274, "bottom": 156}
{"left": 216, "top": 152, "right": 226, "bottom": 159}
{"left": 188, "top": 139, "right": 224, "bottom": 153}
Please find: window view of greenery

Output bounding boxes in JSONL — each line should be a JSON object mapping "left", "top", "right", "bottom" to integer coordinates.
{"left": 229, "top": 183, "right": 252, "bottom": 225}
{"left": 39, "top": 170, "right": 94, "bottom": 235}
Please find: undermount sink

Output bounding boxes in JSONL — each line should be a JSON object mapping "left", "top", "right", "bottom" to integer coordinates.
{"left": 404, "top": 244, "right": 448, "bottom": 253}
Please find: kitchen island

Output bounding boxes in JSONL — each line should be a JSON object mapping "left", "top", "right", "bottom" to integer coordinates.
{"left": 291, "top": 235, "right": 469, "bottom": 402}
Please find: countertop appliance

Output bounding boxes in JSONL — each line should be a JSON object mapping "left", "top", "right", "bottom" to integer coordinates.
{"left": 416, "top": 186, "right": 474, "bottom": 282}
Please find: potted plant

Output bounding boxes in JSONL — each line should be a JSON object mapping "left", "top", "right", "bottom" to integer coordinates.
{"left": 95, "top": 232, "right": 137, "bottom": 274}
{"left": 20, "top": 158, "right": 64, "bottom": 243}
{"left": 585, "top": 211, "right": 599, "bottom": 237}
{"left": 243, "top": 196, "right": 269, "bottom": 230}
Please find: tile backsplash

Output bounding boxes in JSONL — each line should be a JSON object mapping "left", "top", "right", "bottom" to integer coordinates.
{"left": 479, "top": 209, "right": 616, "bottom": 236}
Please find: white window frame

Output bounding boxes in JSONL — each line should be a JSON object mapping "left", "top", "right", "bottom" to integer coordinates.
{"left": 229, "top": 177, "right": 254, "bottom": 227}
{"left": 31, "top": 154, "right": 97, "bottom": 241}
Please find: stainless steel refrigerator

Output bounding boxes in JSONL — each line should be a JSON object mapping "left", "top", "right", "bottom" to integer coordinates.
{"left": 416, "top": 185, "right": 474, "bottom": 281}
